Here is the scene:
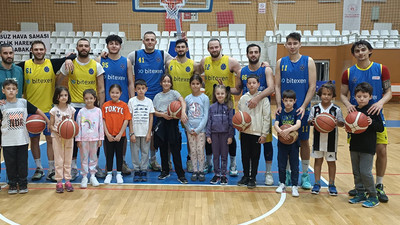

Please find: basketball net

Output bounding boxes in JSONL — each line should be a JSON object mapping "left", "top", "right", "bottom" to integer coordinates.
{"left": 160, "top": 0, "right": 186, "bottom": 20}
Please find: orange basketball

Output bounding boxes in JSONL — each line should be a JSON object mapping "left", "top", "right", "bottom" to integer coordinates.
{"left": 58, "top": 119, "right": 79, "bottom": 139}
{"left": 314, "top": 113, "right": 336, "bottom": 133}
{"left": 345, "top": 111, "right": 369, "bottom": 134}
{"left": 232, "top": 111, "right": 252, "bottom": 132}
{"left": 26, "top": 114, "right": 46, "bottom": 134}
{"left": 167, "top": 101, "right": 182, "bottom": 119}
{"left": 278, "top": 124, "right": 298, "bottom": 145}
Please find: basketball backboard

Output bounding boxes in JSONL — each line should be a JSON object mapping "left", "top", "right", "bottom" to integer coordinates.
{"left": 132, "top": 0, "right": 213, "bottom": 13}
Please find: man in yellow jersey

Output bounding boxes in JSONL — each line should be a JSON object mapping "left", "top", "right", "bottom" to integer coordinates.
{"left": 58, "top": 38, "right": 105, "bottom": 181}
{"left": 17, "top": 40, "right": 75, "bottom": 182}
{"left": 166, "top": 39, "right": 200, "bottom": 173}
{"left": 199, "top": 39, "right": 242, "bottom": 176}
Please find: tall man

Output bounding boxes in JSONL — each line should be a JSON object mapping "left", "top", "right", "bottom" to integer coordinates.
{"left": 58, "top": 38, "right": 105, "bottom": 181}
{"left": 340, "top": 40, "right": 391, "bottom": 203}
{"left": 199, "top": 39, "right": 242, "bottom": 176}
{"left": 275, "top": 32, "right": 316, "bottom": 189}
{"left": 166, "top": 39, "right": 199, "bottom": 172}
{"left": 127, "top": 31, "right": 173, "bottom": 171}
{"left": 239, "top": 44, "right": 275, "bottom": 185}
{"left": 97, "top": 34, "right": 134, "bottom": 176}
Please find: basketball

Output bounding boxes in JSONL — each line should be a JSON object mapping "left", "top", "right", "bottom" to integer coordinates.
{"left": 278, "top": 124, "right": 299, "bottom": 145}
{"left": 167, "top": 101, "right": 182, "bottom": 119}
{"left": 345, "top": 111, "right": 369, "bottom": 134}
{"left": 58, "top": 119, "right": 79, "bottom": 139}
{"left": 232, "top": 111, "right": 252, "bottom": 132}
{"left": 314, "top": 113, "right": 336, "bottom": 133}
{"left": 26, "top": 114, "right": 46, "bottom": 134}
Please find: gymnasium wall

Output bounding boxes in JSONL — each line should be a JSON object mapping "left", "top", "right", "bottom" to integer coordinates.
{"left": 1, "top": 0, "right": 400, "bottom": 41}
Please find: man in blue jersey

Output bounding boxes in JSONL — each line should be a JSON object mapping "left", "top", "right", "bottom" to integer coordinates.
{"left": 96, "top": 34, "right": 135, "bottom": 177}
{"left": 127, "top": 31, "right": 173, "bottom": 171}
{"left": 239, "top": 44, "right": 275, "bottom": 185}
{"left": 275, "top": 32, "right": 316, "bottom": 190}
{"left": 340, "top": 40, "right": 392, "bottom": 203}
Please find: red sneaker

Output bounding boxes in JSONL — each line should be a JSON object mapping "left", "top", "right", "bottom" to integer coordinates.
{"left": 56, "top": 182, "right": 64, "bottom": 193}
{"left": 65, "top": 181, "right": 74, "bottom": 192}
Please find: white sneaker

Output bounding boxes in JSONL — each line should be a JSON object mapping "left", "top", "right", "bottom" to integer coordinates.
{"left": 80, "top": 176, "right": 88, "bottom": 188}
{"left": 90, "top": 175, "right": 100, "bottom": 187}
{"left": 104, "top": 174, "right": 112, "bottom": 184}
{"left": 265, "top": 172, "right": 274, "bottom": 185}
{"left": 116, "top": 173, "right": 123, "bottom": 184}
{"left": 276, "top": 183, "right": 286, "bottom": 193}
{"left": 292, "top": 186, "right": 299, "bottom": 197}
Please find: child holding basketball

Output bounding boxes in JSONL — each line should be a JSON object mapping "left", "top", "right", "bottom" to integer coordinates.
{"left": 0, "top": 80, "right": 49, "bottom": 194}
{"left": 76, "top": 89, "right": 104, "bottom": 188}
{"left": 274, "top": 89, "right": 301, "bottom": 197}
{"left": 102, "top": 84, "right": 131, "bottom": 184}
{"left": 185, "top": 74, "right": 209, "bottom": 182}
{"left": 348, "top": 82, "right": 384, "bottom": 208}
{"left": 50, "top": 86, "right": 76, "bottom": 193}
{"left": 308, "top": 81, "right": 344, "bottom": 195}
{"left": 128, "top": 79, "right": 155, "bottom": 182}
{"left": 237, "top": 75, "right": 270, "bottom": 189}
{"left": 206, "top": 84, "right": 234, "bottom": 185}
{"left": 153, "top": 74, "right": 188, "bottom": 183}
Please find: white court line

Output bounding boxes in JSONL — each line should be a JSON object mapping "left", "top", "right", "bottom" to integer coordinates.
{"left": 238, "top": 193, "right": 286, "bottom": 225}
{"left": 0, "top": 214, "right": 20, "bottom": 225}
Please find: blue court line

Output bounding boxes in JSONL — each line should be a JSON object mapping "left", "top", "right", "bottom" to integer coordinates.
{"left": 385, "top": 120, "right": 400, "bottom": 127}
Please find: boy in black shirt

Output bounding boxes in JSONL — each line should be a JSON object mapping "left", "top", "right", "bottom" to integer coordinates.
{"left": 348, "top": 82, "right": 384, "bottom": 208}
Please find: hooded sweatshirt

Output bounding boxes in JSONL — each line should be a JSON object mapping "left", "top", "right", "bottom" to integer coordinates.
{"left": 0, "top": 63, "right": 24, "bottom": 99}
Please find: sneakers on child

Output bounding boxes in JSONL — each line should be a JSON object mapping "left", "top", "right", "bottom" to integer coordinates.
{"left": 311, "top": 184, "right": 321, "bottom": 195}
{"left": 95, "top": 166, "right": 107, "bottom": 178}
{"left": 18, "top": 186, "right": 28, "bottom": 194}
{"left": 376, "top": 184, "right": 389, "bottom": 203}
{"left": 149, "top": 160, "right": 162, "bottom": 171}
{"left": 276, "top": 183, "right": 286, "bottom": 193}
{"left": 80, "top": 176, "right": 88, "bottom": 189}
{"left": 8, "top": 186, "right": 18, "bottom": 195}
{"left": 247, "top": 178, "right": 256, "bottom": 189}
{"left": 178, "top": 177, "right": 188, "bottom": 184}
{"left": 56, "top": 182, "right": 64, "bottom": 193}
{"left": 122, "top": 161, "right": 132, "bottom": 175}
{"left": 116, "top": 173, "right": 123, "bottom": 184}
{"left": 46, "top": 169, "right": 56, "bottom": 182}
{"left": 220, "top": 176, "right": 228, "bottom": 185}
{"left": 32, "top": 167, "right": 44, "bottom": 181}
{"left": 301, "top": 173, "right": 312, "bottom": 190}
{"left": 65, "top": 181, "right": 74, "bottom": 192}
{"left": 285, "top": 170, "right": 292, "bottom": 186}
{"left": 362, "top": 196, "right": 380, "bottom": 208}
{"left": 71, "top": 168, "right": 79, "bottom": 181}
{"left": 191, "top": 172, "right": 198, "bottom": 181}
{"left": 104, "top": 174, "right": 112, "bottom": 184}
{"left": 349, "top": 192, "right": 367, "bottom": 204}
{"left": 292, "top": 186, "right": 299, "bottom": 197}
{"left": 186, "top": 160, "right": 194, "bottom": 173}
{"left": 133, "top": 171, "right": 141, "bottom": 182}
{"left": 198, "top": 172, "right": 206, "bottom": 182}
{"left": 237, "top": 176, "right": 249, "bottom": 186}
{"left": 265, "top": 172, "right": 274, "bottom": 186}
{"left": 141, "top": 171, "right": 147, "bottom": 182}
{"left": 229, "top": 165, "right": 238, "bottom": 177}
{"left": 203, "top": 162, "right": 213, "bottom": 174}
{"left": 158, "top": 172, "right": 170, "bottom": 180}
{"left": 210, "top": 175, "right": 220, "bottom": 184}
{"left": 328, "top": 184, "right": 338, "bottom": 196}
{"left": 90, "top": 175, "right": 100, "bottom": 187}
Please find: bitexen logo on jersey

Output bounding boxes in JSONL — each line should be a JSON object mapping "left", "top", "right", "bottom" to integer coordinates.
{"left": 281, "top": 78, "right": 307, "bottom": 84}
{"left": 26, "top": 78, "right": 53, "bottom": 84}
{"left": 70, "top": 80, "right": 96, "bottom": 85}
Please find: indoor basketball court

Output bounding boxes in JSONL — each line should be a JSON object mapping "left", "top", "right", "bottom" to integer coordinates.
{"left": 1, "top": 0, "right": 400, "bottom": 224}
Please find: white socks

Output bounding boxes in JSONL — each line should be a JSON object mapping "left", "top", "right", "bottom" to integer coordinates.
{"left": 34, "top": 159, "right": 43, "bottom": 169}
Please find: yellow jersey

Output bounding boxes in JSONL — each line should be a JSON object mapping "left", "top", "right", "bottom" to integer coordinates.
{"left": 68, "top": 59, "right": 98, "bottom": 103}
{"left": 168, "top": 58, "right": 194, "bottom": 98}
{"left": 23, "top": 59, "right": 55, "bottom": 112}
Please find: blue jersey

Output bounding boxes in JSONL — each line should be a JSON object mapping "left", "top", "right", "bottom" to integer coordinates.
{"left": 134, "top": 49, "right": 165, "bottom": 100}
{"left": 101, "top": 56, "right": 130, "bottom": 103}
{"left": 240, "top": 66, "right": 268, "bottom": 96}
{"left": 280, "top": 55, "right": 310, "bottom": 111}
{"left": 276, "top": 108, "right": 300, "bottom": 146}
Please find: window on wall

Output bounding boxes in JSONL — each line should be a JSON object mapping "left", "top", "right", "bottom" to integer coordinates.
{"left": 315, "top": 60, "right": 330, "bottom": 81}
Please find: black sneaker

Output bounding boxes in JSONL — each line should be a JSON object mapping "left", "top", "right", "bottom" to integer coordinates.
{"left": 141, "top": 171, "right": 147, "bottom": 182}
{"left": 376, "top": 184, "right": 389, "bottom": 203}
{"left": 247, "top": 178, "right": 256, "bottom": 189}
{"left": 8, "top": 186, "right": 18, "bottom": 195}
{"left": 210, "top": 175, "right": 220, "bottom": 184}
{"left": 198, "top": 172, "right": 206, "bottom": 182}
{"left": 178, "top": 177, "right": 188, "bottom": 184}
{"left": 191, "top": 172, "right": 198, "bottom": 181}
{"left": 348, "top": 188, "right": 357, "bottom": 196}
{"left": 158, "top": 172, "right": 170, "bottom": 180}
{"left": 46, "top": 170, "right": 56, "bottom": 182}
{"left": 32, "top": 167, "right": 44, "bottom": 181}
{"left": 220, "top": 176, "right": 228, "bottom": 185}
{"left": 133, "top": 171, "right": 141, "bottom": 182}
{"left": 237, "top": 176, "right": 250, "bottom": 186}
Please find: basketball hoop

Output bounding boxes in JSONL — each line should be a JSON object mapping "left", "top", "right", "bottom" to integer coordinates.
{"left": 160, "top": 0, "right": 186, "bottom": 20}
